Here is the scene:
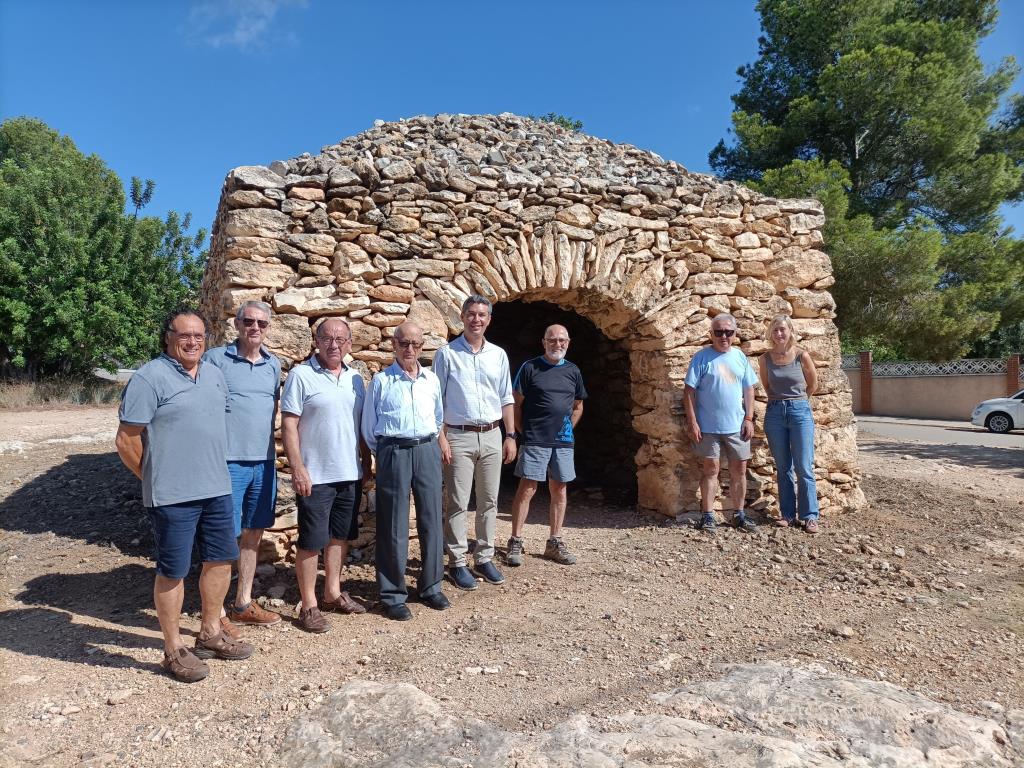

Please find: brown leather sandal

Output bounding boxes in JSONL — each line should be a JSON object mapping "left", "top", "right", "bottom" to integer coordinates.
{"left": 161, "top": 647, "right": 209, "bottom": 683}
{"left": 323, "top": 591, "right": 367, "bottom": 615}
{"left": 193, "top": 631, "right": 254, "bottom": 661}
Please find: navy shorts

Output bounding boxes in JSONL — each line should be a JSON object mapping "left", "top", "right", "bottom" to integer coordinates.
{"left": 148, "top": 494, "right": 239, "bottom": 579}
{"left": 227, "top": 460, "right": 277, "bottom": 537}
{"left": 296, "top": 480, "right": 362, "bottom": 552}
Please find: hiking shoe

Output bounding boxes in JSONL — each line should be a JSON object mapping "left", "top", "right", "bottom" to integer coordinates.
{"left": 228, "top": 601, "right": 281, "bottom": 626}
{"left": 297, "top": 606, "right": 330, "bottom": 634}
{"left": 193, "top": 631, "right": 254, "bottom": 661}
{"left": 161, "top": 647, "right": 209, "bottom": 683}
{"left": 472, "top": 561, "right": 505, "bottom": 585}
{"left": 219, "top": 615, "right": 242, "bottom": 640}
{"left": 543, "top": 537, "right": 577, "bottom": 565}
{"left": 733, "top": 513, "right": 758, "bottom": 534}
{"left": 697, "top": 513, "right": 717, "bottom": 533}
{"left": 804, "top": 519, "right": 820, "bottom": 535}
{"left": 505, "top": 536, "right": 525, "bottom": 567}
{"left": 448, "top": 566, "right": 479, "bottom": 591}
{"left": 322, "top": 591, "right": 367, "bottom": 615}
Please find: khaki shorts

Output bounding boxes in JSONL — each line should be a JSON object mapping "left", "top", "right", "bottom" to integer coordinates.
{"left": 694, "top": 432, "right": 751, "bottom": 461}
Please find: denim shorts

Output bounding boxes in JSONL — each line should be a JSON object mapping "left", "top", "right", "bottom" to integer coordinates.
{"left": 296, "top": 480, "right": 362, "bottom": 552}
{"left": 227, "top": 460, "right": 277, "bottom": 537}
{"left": 148, "top": 494, "right": 238, "bottom": 579}
{"left": 514, "top": 445, "right": 576, "bottom": 483}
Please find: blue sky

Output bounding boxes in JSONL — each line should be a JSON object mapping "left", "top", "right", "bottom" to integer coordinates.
{"left": 1, "top": 0, "right": 1021, "bottom": 238}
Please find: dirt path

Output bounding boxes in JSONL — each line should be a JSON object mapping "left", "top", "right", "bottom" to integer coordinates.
{"left": 1, "top": 408, "right": 1022, "bottom": 766}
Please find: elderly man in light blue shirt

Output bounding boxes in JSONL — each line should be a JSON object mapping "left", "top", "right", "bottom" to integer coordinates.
{"left": 362, "top": 321, "right": 447, "bottom": 621}
{"left": 433, "top": 295, "right": 516, "bottom": 591}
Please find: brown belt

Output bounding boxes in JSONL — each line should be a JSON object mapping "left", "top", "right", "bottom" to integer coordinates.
{"left": 447, "top": 420, "right": 501, "bottom": 433}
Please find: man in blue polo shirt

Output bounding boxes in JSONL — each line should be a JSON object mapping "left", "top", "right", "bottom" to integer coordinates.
{"left": 116, "top": 309, "right": 253, "bottom": 683}
{"left": 507, "top": 324, "right": 587, "bottom": 567}
{"left": 683, "top": 312, "right": 759, "bottom": 533}
{"left": 281, "top": 318, "right": 370, "bottom": 633}
{"left": 203, "top": 300, "right": 282, "bottom": 628}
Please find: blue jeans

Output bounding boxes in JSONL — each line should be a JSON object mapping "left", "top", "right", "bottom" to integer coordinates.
{"left": 763, "top": 399, "right": 819, "bottom": 523}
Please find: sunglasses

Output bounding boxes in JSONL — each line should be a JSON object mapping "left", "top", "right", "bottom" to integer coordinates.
{"left": 396, "top": 340, "right": 424, "bottom": 350}
{"left": 241, "top": 318, "right": 270, "bottom": 329}
{"left": 713, "top": 329, "right": 736, "bottom": 338}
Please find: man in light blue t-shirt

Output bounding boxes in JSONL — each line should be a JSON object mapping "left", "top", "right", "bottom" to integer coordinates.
{"left": 683, "top": 313, "right": 759, "bottom": 533}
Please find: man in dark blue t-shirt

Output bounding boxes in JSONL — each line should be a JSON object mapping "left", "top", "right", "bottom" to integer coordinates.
{"left": 506, "top": 324, "right": 587, "bottom": 567}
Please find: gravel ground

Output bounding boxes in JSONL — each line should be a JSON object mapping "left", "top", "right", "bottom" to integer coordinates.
{"left": 1, "top": 408, "right": 1022, "bottom": 766}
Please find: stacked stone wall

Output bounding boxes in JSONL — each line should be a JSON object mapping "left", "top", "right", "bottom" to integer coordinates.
{"left": 200, "top": 113, "right": 865, "bottom": 520}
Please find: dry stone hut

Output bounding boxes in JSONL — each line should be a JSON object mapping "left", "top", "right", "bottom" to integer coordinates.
{"left": 200, "top": 113, "right": 864, "bottom": 519}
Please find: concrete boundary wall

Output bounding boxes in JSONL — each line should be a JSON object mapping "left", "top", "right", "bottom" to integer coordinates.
{"left": 844, "top": 353, "right": 1021, "bottom": 420}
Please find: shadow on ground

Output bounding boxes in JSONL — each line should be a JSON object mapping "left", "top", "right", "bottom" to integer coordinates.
{"left": 0, "top": 452, "right": 150, "bottom": 556}
{"left": 860, "top": 439, "right": 1024, "bottom": 480}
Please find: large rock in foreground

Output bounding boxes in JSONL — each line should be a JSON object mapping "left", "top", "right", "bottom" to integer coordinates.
{"left": 280, "top": 662, "right": 1019, "bottom": 767}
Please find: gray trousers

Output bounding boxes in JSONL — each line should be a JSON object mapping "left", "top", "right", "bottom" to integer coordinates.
{"left": 374, "top": 437, "right": 444, "bottom": 608}
{"left": 443, "top": 428, "right": 502, "bottom": 566}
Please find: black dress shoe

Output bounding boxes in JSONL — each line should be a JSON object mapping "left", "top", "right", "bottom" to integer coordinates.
{"left": 385, "top": 604, "right": 413, "bottom": 621}
{"left": 420, "top": 593, "right": 450, "bottom": 611}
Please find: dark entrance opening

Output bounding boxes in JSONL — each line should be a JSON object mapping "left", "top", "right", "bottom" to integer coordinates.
{"left": 487, "top": 299, "right": 640, "bottom": 503}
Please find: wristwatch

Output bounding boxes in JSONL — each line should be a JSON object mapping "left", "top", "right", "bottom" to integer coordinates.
{"left": 506, "top": 432, "right": 519, "bottom": 440}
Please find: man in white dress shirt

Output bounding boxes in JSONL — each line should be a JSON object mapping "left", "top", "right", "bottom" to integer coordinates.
{"left": 361, "top": 321, "right": 448, "bottom": 621}
{"left": 433, "top": 296, "right": 517, "bottom": 591}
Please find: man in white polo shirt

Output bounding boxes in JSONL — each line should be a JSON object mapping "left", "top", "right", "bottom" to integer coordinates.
{"left": 433, "top": 296, "right": 517, "bottom": 591}
{"left": 281, "top": 318, "right": 370, "bottom": 633}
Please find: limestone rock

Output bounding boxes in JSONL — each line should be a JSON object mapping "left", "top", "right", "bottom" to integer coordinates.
{"left": 767, "top": 248, "right": 832, "bottom": 289}
{"left": 280, "top": 664, "right": 1017, "bottom": 767}
{"left": 222, "top": 208, "right": 292, "bottom": 239}
{"left": 229, "top": 165, "right": 285, "bottom": 191}
{"left": 265, "top": 313, "right": 312, "bottom": 361}
{"left": 223, "top": 259, "right": 293, "bottom": 289}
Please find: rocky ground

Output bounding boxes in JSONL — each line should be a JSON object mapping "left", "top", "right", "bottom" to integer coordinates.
{"left": 0, "top": 407, "right": 1022, "bottom": 766}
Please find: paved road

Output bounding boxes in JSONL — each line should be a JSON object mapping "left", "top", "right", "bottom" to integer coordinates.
{"left": 857, "top": 416, "right": 1024, "bottom": 449}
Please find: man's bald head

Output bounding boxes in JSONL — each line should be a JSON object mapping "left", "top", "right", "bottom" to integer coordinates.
{"left": 542, "top": 324, "right": 571, "bottom": 363}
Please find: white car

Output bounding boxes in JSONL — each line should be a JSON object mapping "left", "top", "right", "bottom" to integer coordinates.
{"left": 971, "top": 389, "right": 1024, "bottom": 433}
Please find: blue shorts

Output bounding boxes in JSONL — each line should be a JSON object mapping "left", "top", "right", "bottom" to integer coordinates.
{"left": 514, "top": 445, "right": 576, "bottom": 483}
{"left": 227, "top": 460, "right": 277, "bottom": 537}
{"left": 148, "top": 494, "right": 239, "bottom": 579}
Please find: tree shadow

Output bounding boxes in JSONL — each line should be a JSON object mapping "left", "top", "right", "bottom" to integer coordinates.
{"left": 860, "top": 439, "right": 1024, "bottom": 480}
{"left": 0, "top": 452, "right": 150, "bottom": 556}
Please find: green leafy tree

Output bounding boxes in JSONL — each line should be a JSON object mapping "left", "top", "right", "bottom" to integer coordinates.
{"left": 711, "top": 0, "right": 1023, "bottom": 359}
{"left": 0, "top": 118, "right": 206, "bottom": 377}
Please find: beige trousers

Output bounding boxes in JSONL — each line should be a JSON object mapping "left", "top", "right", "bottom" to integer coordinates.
{"left": 443, "top": 428, "right": 502, "bottom": 566}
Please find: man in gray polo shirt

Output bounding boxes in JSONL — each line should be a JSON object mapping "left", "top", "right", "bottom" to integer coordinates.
{"left": 203, "top": 300, "right": 282, "bottom": 628}
{"left": 116, "top": 309, "right": 254, "bottom": 683}
{"left": 281, "top": 318, "right": 370, "bottom": 633}
{"left": 433, "top": 295, "right": 516, "bottom": 591}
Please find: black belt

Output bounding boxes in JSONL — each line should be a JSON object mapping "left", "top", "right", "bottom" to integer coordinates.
{"left": 378, "top": 434, "right": 436, "bottom": 448}
{"left": 446, "top": 420, "right": 501, "bottom": 433}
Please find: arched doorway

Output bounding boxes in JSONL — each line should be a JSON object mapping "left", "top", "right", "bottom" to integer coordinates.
{"left": 487, "top": 299, "right": 641, "bottom": 504}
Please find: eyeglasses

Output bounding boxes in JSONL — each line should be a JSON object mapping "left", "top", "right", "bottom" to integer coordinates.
{"left": 544, "top": 338, "right": 570, "bottom": 345}
{"left": 712, "top": 329, "right": 736, "bottom": 338}
{"left": 241, "top": 318, "right": 270, "bottom": 329}
{"left": 172, "top": 332, "right": 205, "bottom": 342}
{"left": 318, "top": 336, "right": 352, "bottom": 347}
{"left": 395, "top": 340, "right": 424, "bottom": 350}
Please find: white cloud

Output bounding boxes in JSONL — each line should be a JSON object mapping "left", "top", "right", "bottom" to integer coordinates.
{"left": 187, "top": 0, "right": 308, "bottom": 51}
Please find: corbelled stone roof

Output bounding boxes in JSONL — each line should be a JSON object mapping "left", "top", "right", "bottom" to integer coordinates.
{"left": 270, "top": 113, "right": 744, "bottom": 204}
